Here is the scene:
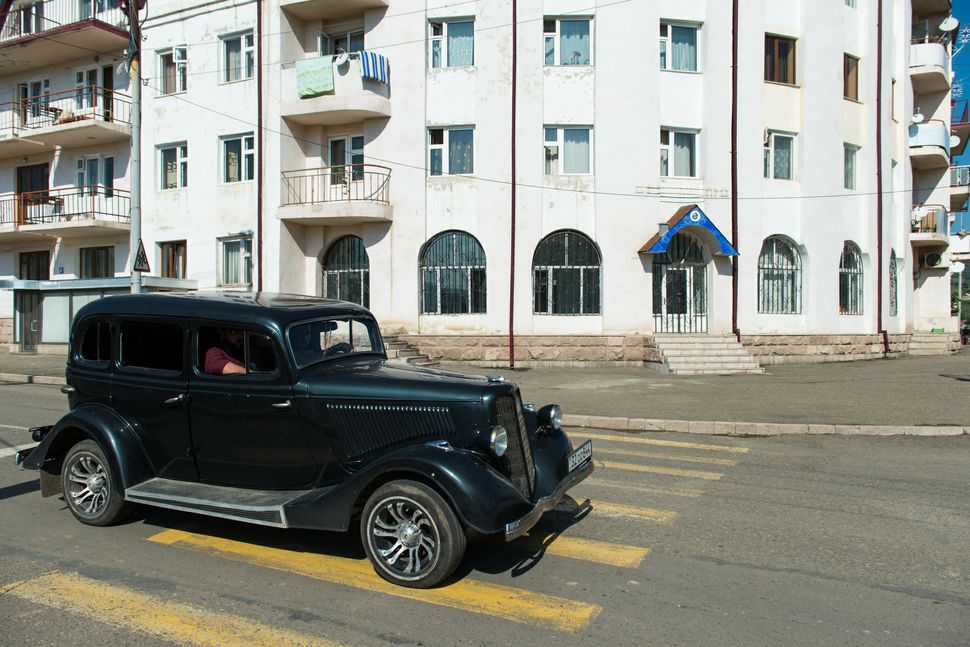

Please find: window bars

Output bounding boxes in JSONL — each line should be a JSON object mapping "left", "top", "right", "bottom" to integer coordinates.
{"left": 839, "top": 242, "right": 863, "bottom": 315}
{"left": 323, "top": 235, "right": 370, "bottom": 308}
{"left": 532, "top": 230, "right": 601, "bottom": 315}
{"left": 421, "top": 231, "right": 486, "bottom": 315}
{"left": 757, "top": 237, "right": 802, "bottom": 314}
{"left": 652, "top": 232, "right": 707, "bottom": 332}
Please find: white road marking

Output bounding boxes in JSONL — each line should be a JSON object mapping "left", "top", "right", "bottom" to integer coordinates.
{"left": 0, "top": 424, "right": 29, "bottom": 431}
{"left": 0, "top": 443, "right": 37, "bottom": 458}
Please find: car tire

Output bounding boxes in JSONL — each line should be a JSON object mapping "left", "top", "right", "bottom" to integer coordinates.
{"left": 361, "top": 480, "right": 466, "bottom": 588}
{"left": 61, "top": 440, "right": 132, "bottom": 527}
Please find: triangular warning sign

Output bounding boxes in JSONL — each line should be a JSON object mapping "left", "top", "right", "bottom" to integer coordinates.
{"left": 133, "top": 239, "right": 151, "bottom": 273}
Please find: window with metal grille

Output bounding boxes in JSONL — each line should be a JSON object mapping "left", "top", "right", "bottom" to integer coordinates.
{"left": 839, "top": 241, "right": 864, "bottom": 315}
{"left": 323, "top": 235, "right": 370, "bottom": 308}
{"left": 533, "top": 230, "right": 601, "bottom": 315}
{"left": 889, "top": 249, "right": 898, "bottom": 317}
{"left": 757, "top": 236, "right": 802, "bottom": 314}
{"left": 420, "top": 231, "right": 486, "bottom": 315}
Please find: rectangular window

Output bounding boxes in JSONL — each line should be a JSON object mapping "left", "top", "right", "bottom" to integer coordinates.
{"left": 159, "top": 143, "right": 188, "bottom": 190}
{"left": 765, "top": 34, "right": 796, "bottom": 84}
{"left": 224, "top": 32, "right": 254, "bottom": 82}
{"left": 76, "top": 156, "right": 113, "bottom": 196}
{"left": 660, "top": 128, "right": 697, "bottom": 178}
{"left": 544, "top": 17, "right": 591, "bottom": 66}
{"left": 120, "top": 321, "right": 183, "bottom": 372}
{"left": 220, "top": 236, "right": 252, "bottom": 287}
{"left": 659, "top": 23, "right": 698, "bottom": 71}
{"left": 845, "top": 0, "right": 856, "bottom": 6}
{"left": 428, "top": 127, "right": 474, "bottom": 176}
{"left": 844, "top": 54, "right": 859, "bottom": 101}
{"left": 764, "top": 131, "right": 795, "bottom": 180}
{"left": 429, "top": 20, "right": 474, "bottom": 68}
{"left": 223, "top": 133, "right": 255, "bottom": 183}
{"left": 159, "top": 47, "right": 188, "bottom": 95}
{"left": 844, "top": 144, "right": 858, "bottom": 190}
{"left": 160, "top": 240, "right": 187, "bottom": 279}
{"left": 544, "top": 127, "right": 591, "bottom": 175}
{"left": 18, "top": 250, "right": 49, "bottom": 280}
{"left": 320, "top": 29, "right": 364, "bottom": 55}
{"left": 80, "top": 246, "right": 114, "bottom": 279}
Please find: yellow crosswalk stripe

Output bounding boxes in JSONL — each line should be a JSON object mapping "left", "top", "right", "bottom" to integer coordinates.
{"left": 589, "top": 501, "right": 679, "bottom": 524}
{"left": 1, "top": 571, "right": 345, "bottom": 647}
{"left": 595, "top": 446, "right": 739, "bottom": 466}
{"left": 511, "top": 533, "right": 650, "bottom": 568}
{"left": 579, "top": 431, "right": 749, "bottom": 454}
{"left": 582, "top": 477, "right": 704, "bottom": 498}
{"left": 149, "top": 529, "right": 601, "bottom": 633}
{"left": 596, "top": 459, "right": 724, "bottom": 480}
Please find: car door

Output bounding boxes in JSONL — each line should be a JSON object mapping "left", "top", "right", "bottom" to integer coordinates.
{"left": 188, "top": 322, "right": 315, "bottom": 489}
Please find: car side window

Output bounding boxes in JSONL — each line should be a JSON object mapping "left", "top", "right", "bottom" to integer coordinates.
{"left": 247, "top": 332, "right": 278, "bottom": 374}
{"left": 78, "top": 319, "right": 111, "bottom": 364}
{"left": 120, "top": 321, "right": 183, "bottom": 372}
{"left": 197, "top": 325, "right": 278, "bottom": 376}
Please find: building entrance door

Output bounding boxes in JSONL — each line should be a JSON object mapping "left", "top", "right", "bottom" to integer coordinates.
{"left": 16, "top": 163, "right": 49, "bottom": 225}
{"left": 17, "top": 291, "right": 42, "bottom": 353}
{"left": 652, "top": 232, "right": 709, "bottom": 333}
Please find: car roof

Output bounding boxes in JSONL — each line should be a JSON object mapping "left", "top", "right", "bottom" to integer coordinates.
{"left": 74, "top": 291, "right": 375, "bottom": 332}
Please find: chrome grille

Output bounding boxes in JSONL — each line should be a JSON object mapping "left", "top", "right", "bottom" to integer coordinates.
{"left": 496, "top": 395, "right": 535, "bottom": 499}
{"left": 328, "top": 403, "right": 455, "bottom": 459}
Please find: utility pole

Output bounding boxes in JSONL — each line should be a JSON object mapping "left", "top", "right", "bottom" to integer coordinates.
{"left": 124, "top": 0, "right": 145, "bottom": 293}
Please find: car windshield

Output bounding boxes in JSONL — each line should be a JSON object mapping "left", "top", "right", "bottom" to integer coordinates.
{"left": 287, "top": 317, "right": 383, "bottom": 368}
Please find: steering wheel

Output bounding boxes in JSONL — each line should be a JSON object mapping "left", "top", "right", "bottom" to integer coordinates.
{"left": 324, "top": 342, "right": 354, "bottom": 357}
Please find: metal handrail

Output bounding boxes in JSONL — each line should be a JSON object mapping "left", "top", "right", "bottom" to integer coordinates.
{"left": 911, "top": 203, "right": 949, "bottom": 235}
{"left": 0, "top": 86, "right": 132, "bottom": 131}
{"left": 282, "top": 164, "right": 391, "bottom": 206}
{"left": 0, "top": 0, "right": 124, "bottom": 43}
{"left": 952, "top": 166, "right": 970, "bottom": 188}
{"left": 0, "top": 185, "right": 130, "bottom": 226}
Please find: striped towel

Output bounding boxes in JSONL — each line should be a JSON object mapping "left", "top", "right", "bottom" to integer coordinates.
{"left": 359, "top": 51, "right": 390, "bottom": 85}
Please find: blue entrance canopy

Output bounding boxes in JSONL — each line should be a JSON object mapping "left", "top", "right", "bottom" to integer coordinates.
{"left": 638, "top": 204, "right": 739, "bottom": 256}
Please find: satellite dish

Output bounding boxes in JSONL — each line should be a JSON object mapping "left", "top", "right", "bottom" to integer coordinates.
{"left": 912, "top": 112, "right": 925, "bottom": 124}
{"left": 915, "top": 205, "right": 928, "bottom": 218}
{"left": 951, "top": 261, "right": 965, "bottom": 274}
{"left": 939, "top": 16, "right": 959, "bottom": 32}
{"left": 951, "top": 134, "right": 961, "bottom": 148}
{"left": 334, "top": 51, "right": 350, "bottom": 66}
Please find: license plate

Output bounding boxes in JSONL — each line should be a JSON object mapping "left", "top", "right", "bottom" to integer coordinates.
{"left": 567, "top": 440, "right": 592, "bottom": 472}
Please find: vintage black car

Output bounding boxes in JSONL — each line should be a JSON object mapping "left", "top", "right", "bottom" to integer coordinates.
{"left": 17, "top": 292, "right": 593, "bottom": 588}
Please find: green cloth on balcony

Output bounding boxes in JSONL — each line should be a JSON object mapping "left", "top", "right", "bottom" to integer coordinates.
{"left": 296, "top": 56, "right": 334, "bottom": 98}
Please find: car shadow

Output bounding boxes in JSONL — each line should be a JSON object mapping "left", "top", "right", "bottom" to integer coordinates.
{"left": 0, "top": 479, "right": 40, "bottom": 501}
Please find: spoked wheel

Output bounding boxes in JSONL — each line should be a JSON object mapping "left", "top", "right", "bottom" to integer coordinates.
{"left": 361, "top": 480, "right": 465, "bottom": 588}
{"left": 62, "top": 440, "right": 132, "bottom": 526}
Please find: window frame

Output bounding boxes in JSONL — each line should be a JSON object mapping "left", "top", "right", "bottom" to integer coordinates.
{"left": 159, "top": 240, "right": 187, "bottom": 279}
{"left": 757, "top": 236, "right": 802, "bottom": 315}
{"left": 543, "top": 16, "right": 593, "bottom": 67}
{"left": 764, "top": 33, "right": 796, "bottom": 85}
{"left": 319, "top": 28, "right": 365, "bottom": 56}
{"left": 843, "top": 144, "right": 859, "bottom": 190}
{"left": 532, "top": 230, "right": 602, "bottom": 316}
{"left": 419, "top": 230, "right": 487, "bottom": 315}
{"left": 221, "top": 133, "right": 255, "bottom": 184}
{"left": 763, "top": 131, "right": 796, "bottom": 180}
{"left": 660, "top": 127, "right": 699, "bottom": 178}
{"left": 843, "top": 53, "right": 859, "bottom": 101}
{"left": 158, "top": 46, "right": 188, "bottom": 95}
{"left": 158, "top": 142, "right": 188, "bottom": 190}
{"left": 79, "top": 245, "right": 115, "bottom": 279}
{"left": 194, "top": 324, "right": 281, "bottom": 379}
{"left": 659, "top": 21, "right": 699, "bottom": 72}
{"left": 428, "top": 126, "right": 475, "bottom": 176}
{"left": 428, "top": 19, "right": 475, "bottom": 68}
{"left": 889, "top": 249, "right": 898, "bottom": 317}
{"left": 838, "top": 241, "right": 864, "bottom": 316}
{"left": 222, "top": 31, "right": 255, "bottom": 83}
{"left": 543, "top": 126, "right": 592, "bottom": 176}
{"left": 218, "top": 235, "right": 253, "bottom": 288}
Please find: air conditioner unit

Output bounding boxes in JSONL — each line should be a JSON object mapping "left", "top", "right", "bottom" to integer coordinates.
{"left": 922, "top": 251, "right": 949, "bottom": 269}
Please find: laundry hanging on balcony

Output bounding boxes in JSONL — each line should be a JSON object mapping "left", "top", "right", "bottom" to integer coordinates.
{"left": 359, "top": 51, "right": 390, "bottom": 85}
{"left": 296, "top": 56, "right": 335, "bottom": 98}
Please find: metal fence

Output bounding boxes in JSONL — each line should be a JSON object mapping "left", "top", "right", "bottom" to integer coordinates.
{"left": 1, "top": 0, "right": 124, "bottom": 43}
{"left": 0, "top": 186, "right": 130, "bottom": 226}
{"left": 0, "top": 86, "right": 132, "bottom": 132}
{"left": 281, "top": 164, "right": 391, "bottom": 206}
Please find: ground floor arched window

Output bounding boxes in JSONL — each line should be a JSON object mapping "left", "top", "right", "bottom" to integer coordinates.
{"left": 757, "top": 236, "right": 802, "bottom": 314}
{"left": 322, "top": 235, "right": 369, "bottom": 307}
{"left": 839, "top": 241, "right": 863, "bottom": 315}
{"left": 889, "top": 249, "right": 898, "bottom": 317}
{"left": 532, "top": 230, "right": 601, "bottom": 314}
{"left": 420, "top": 230, "right": 486, "bottom": 314}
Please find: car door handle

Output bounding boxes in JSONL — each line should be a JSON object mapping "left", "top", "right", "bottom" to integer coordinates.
{"left": 271, "top": 400, "right": 292, "bottom": 409}
{"left": 60, "top": 385, "right": 76, "bottom": 395}
{"left": 164, "top": 394, "right": 188, "bottom": 407}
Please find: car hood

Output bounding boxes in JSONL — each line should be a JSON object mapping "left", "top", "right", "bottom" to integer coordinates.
{"left": 298, "top": 358, "right": 496, "bottom": 403}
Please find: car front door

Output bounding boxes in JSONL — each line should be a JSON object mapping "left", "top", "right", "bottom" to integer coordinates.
{"left": 188, "top": 323, "right": 315, "bottom": 489}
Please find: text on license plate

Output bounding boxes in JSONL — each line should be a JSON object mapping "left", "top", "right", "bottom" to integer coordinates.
{"left": 567, "top": 440, "right": 593, "bottom": 472}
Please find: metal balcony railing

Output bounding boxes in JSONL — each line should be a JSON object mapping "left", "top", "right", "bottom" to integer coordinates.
{"left": 953, "top": 166, "right": 970, "bottom": 188}
{"left": 0, "top": 186, "right": 130, "bottom": 226}
{"left": 953, "top": 99, "right": 969, "bottom": 126}
{"left": 911, "top": 20, "right": 951, "bottom": 45}
{"left": 282, "top": 164, "right": 391, "bottom": 206}
{"left": 0, "top": 86, "right": 132, "bottom": 132}
{"left": 1, "top": 0, "right": 124, "bottom": 43}
{"left": 911, "top": 204, "right": 949, "bottom": 235}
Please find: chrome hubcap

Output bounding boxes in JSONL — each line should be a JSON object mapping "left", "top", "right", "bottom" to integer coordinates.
{"left": 370, "top": 498, "right": 438, "bottom": 578}
{"left": 67, "top": 453, "right": 109, "bottom": 517}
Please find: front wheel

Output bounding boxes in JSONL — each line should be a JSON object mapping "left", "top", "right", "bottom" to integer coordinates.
{"left": 61, "top": 440, "right": 132, "bottom": 526}
{"left": 361, "top": 480, "right": 466, "bottom": 588}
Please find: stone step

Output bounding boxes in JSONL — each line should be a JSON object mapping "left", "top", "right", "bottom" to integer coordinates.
{"left": 661, "top": 348, "right": 750, "bottom": 357}
{"left": 654, "top": 342, "right": 741, "bottom": 351}
{"left": 667, "top": 355, "right": 757, "bottom": 365}
{"left": 667, "top": 363, "right": 762, "bottom": 372}
{"left": 675, "top": 368, "right": 765, "bottom": 375}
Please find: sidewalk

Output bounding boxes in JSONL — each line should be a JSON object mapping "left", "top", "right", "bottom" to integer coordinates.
{"left": 2, "top": 347, "right": 968, "bottom": 436}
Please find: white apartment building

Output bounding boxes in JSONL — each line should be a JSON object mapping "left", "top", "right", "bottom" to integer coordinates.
{"left": 0, "top": 0, "right": 962, "bottom": 369}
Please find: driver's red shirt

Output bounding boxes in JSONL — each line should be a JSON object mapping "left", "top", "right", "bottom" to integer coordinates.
{"left": 205, "top": 347, "right": 243, "bottom": 374}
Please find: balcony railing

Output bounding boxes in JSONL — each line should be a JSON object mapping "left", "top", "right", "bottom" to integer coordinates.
{"left": 0, "top": 86, "right": 131, "bottom": 132}
{"left": 954, "top": 99, "right": 969, "bottom": 126}
{"left": 953, "top": 166, "right": 970, "bottom": 188}
{"left": 911, "top": 204, "right": 949, "bottom": 235}
{"left": 0, "top": 186, "right": 130, "bottom": 226}
{"left": 1, "top": 0, "right": 124, "bottom": 43}
{"left": 282, "top": 164, "right": 391, "bottom": 206}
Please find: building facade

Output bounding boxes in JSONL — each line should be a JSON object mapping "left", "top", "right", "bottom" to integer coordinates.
{"left": 0, "top": 0, "right": 962, "bottom": 367}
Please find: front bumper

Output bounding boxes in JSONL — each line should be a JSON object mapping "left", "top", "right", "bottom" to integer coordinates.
{"left": 503, "top": 456, "right": 594, "bottom": 541}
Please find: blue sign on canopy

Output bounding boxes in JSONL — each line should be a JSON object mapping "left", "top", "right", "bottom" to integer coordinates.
{"left": 641, "top": 205, "right": 739, "bottom": 256}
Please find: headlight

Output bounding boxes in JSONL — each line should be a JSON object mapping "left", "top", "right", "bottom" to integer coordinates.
{"left": 537, "top": 404, "right": 563, "bottom": 432}
{"left": 490, "top": 426, "right": 509, "bottom": 457}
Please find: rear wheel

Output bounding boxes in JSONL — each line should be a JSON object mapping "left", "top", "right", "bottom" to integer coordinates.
{"left": 61, "top": 440, "right": 132, "bottom": 526}
{"left": 361, "top": 480, "right": 465, "bottom": 588}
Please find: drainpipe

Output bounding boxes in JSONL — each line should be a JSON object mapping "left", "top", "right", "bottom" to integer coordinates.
{"left": 508, "top": 0, "right": 517, "bottom": 368}
{"left": 255, "top": 0, "right": 264, "bottom": 292}
{"left": 730, "top": 0, "right": 740, "bottom": 342}
{"left": 875, "top": 0, "right": 889, "bottom": 353}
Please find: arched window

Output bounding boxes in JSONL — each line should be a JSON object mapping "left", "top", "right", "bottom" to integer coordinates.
{"left": 889, "top": 249, "right": 898, "bottom": 317}
{"left": 322, "top": 236, "right": 369, "bottom": 307}
{"left": 533, "top": 230, "right": 601, "bottom": 314}
{"left": 757, "top": 236, "right": 802, "bottom": 314}
{"left": 420, "top": 231, "right": 486, "bottom": 314}
{"left": 839, "top": 241, "right": 863, "bottom": 315}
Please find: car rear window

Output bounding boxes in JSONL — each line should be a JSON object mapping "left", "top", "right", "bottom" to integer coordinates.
{"left": 78, "top": 319, "right": 111, "bottom": 364}
{"left": 120, "top": 321, "right": 183, "bottom": 372}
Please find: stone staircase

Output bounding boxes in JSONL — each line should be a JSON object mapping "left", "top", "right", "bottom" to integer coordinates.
{"left": 650, "top": 333, "right": 764, "bottom": 375}
{"left": 383, "top": 335, "right": 439, "bottom": 367}
{"left": 908, "top": 332, "right": 953, "bottom": 356}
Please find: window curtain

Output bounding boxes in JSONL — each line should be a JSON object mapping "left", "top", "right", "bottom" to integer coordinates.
{"left": 559, "top": 20, "right": 590, "bottom": 65}
{"left": 673, "top": 132, "right": 694, "bottom": 176}
{"left": 563, "top": 129, "right": 590, "bottom": 174}
{"left": 773, "top": 136, "right": 792, "bottom": 179}
{"left": 671, "top": 26, "right": 696, "bottom": 71}
{"left": 225, "top": 39, "right": 241, "bottom": 81}
{"left": 447, "top": 21, "right": 474, "bottom": 66}
{"left": 448, "top": 129, "right": 473, "bottom": 174}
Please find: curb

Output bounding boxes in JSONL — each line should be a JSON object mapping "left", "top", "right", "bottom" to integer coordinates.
{"left": 0, "top": 373, "right": 66, "bottom": 386}
{"left": 562, "top": 414, "right": 969, "bottom": 437}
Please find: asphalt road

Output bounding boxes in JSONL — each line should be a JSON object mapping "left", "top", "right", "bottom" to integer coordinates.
{"left": 1, "top": 382, "right": 968, "bottom": 646}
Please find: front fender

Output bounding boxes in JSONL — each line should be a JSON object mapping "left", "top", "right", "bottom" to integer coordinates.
{"left": 284, "top": 444, "right": 531, "bottom": 534}
{"left": 22, "top": 405, "right": 154, "bottom": 496}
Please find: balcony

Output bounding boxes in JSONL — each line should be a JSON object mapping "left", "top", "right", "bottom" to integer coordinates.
{"left": 952, "top": 99, "right": 969, "bottom": 157}
{"left": 952, "top": 165, "right": 969, "bottom": 212}
{"left": 911, "top": 0, "right": 951, "bottom": 15}
{"left": 279, "top": 164, "right": 392, "bottom": 225}
{"left": 0, "top": 186, "right": 130, "bottom": 241}
{"left": 280, "top": 0, "right": 387, "bottom": 21}
{"left": 908, "top": 120, "right": 950, "bottom": 169}
{"left": 909, "top": 41, "right": 950, "bottom": 93}
{"left": 910, "top": 204, "right": 950, "bottom": 248}
{"left": 0, "top": 0, "right": 128, "bottom": 73}
{"left": 280, "top": 55, "right": 391, "bottom": 126}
